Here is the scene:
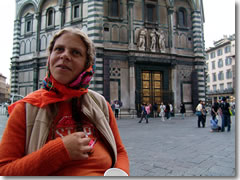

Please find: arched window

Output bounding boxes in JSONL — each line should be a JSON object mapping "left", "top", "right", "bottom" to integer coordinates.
{"left": 178, "top": 8, "right": 187, "bottom": 27}
{"left": 46, "top": 8, "right": 55, "bottom": 28}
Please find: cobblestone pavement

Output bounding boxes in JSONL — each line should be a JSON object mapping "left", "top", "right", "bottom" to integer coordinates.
{"left": 0, "top": 114, "right": 236, "bottom": 177}
{"left": 117, "top": 115, "right": 236, "bottom": 177}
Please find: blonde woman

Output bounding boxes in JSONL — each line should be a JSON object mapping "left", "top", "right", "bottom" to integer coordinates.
{"left": 0, "top": 28, "right": 129, "bottom": 176}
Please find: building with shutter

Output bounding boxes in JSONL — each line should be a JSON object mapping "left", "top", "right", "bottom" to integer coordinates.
{"left": 205, "top": 34, "right": 235, "bottom": 104}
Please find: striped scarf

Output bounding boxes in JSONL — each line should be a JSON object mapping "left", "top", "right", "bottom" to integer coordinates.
{"left": 42, "top": 63, "right": 96, "bottom": 92}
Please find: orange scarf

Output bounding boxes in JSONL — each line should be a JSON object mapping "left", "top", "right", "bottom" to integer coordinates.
{"left": 8, "top": 76, "right": 88, "bottom": 114}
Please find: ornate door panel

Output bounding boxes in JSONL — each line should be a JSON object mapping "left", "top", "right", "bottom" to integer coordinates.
{"left": 141, "top": 71, "right": 163, "bottom": 105}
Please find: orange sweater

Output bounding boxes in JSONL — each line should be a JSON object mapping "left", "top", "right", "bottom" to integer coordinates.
{"left": 0, "top": 101, "right": 129, "bottom": 176}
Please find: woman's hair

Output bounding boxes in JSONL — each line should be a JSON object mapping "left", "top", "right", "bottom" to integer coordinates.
{"left": 48, "top": 27, "right": 96, "bottom": 69}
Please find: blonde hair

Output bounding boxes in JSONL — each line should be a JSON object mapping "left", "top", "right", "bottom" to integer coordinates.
{"left": 48, "top": 27, "right": 96, "bottom": 68}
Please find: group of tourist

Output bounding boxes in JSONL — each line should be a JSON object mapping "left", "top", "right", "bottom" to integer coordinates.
{"left": 138, "top": 102, "right": 176, "bottom": 123}
{"left": 195, "top": 97, "right": 232, "bottom": 132}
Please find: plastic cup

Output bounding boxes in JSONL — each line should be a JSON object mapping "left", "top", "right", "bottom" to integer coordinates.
{"left": 104, "top": 168, "right": 128, "bottom": 176}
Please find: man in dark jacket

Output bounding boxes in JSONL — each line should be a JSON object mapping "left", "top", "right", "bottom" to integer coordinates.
{"left": 211, "top": 99, "right": 219, "bottom": 120}
{"left": 220, "top": 97, "right": 231, "bottom": 132}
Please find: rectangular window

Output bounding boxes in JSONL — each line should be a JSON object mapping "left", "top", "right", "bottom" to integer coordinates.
{"left": 218, "top": 71, "right": 224, "bottom": 80}
{"left": 147, "top": 4, "right": 154, "bottom": 22}
{"left": 226, "top": 69, "right": 232, "bottom": 79}
{"left": 74, "top": 5, "right": 80, "bottom": 18}
{"left": 227, "top": 82, "right": 232, "bottom": 89}
{"left": 26, "top": 20, "right": 32, "bottom": 32}
{"left": 111, "top": 0, "right": 119, "bottom": 17}
{"left": 145, "top": 0, "right": 157, "bottom": 23}
{"left": 218, "top": 59, "right": 223, "bottom": 68}
{"left": 220, "top": 83, "right": 224, "bottom": 91}
{"left": 217, "top": 49, "right": 223, "bottom": 56}
{"left": 212, "top": 73, "right": 216, "bottom": 82}
{"left": 224, "top": 45, "right": 231, "bottom": 53}
{"left": 210, "top": 52, "right": 216, "bottom": 59}
{"left": 213, "top": 85, "right": 217, "bottom": 91}
{"left": 212, "top": 61, "right": 215, "bottom": 70}
{"left": 225, "top": 57, "right": 232, "bottom": 66}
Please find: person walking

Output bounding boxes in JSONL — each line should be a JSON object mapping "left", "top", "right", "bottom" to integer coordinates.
{"left": 159, "top": 102, "right": 166, "bottom": 122}
{"left": 169, "top": 103, "right": 174, "bottom": 118}
{"left": 139, "top": 104, "right": 148, "bottom": 123}
{"left": 220, "top": 97, "right": 231, "bottom": 132}
{"left": 201, "top": 102, "right": 207, "bottom": 128}
{"left": 114, "top": 101, "right": 120, "bottom": 120}
{"left": 165, "top": 103, "right": 171, "bottom": 120}
{"left": 180, "top": 103, "right": 186, "bottom": 119}
{"left": 196, "top": 100, "right": 204, "bottom": 128}
{"left": 145, "top": 104, "right": 152, "bottom": 121}
{"left": 153, "top": 102, "right": 158, "bottom": 118}
{"left": 0, "top": 28, "right": 129, "bottom": 176}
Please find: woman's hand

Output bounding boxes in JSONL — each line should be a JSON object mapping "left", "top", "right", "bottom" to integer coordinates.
{"left": 62, "top": 132, "right": 92, "bottom": 160}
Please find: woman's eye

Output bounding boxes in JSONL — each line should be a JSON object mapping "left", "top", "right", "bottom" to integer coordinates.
{"left": 55, "top": 47, "right": 64, "bottom": 52}
{"left": 72, "top": 50, "right": 81, "bottom": 56}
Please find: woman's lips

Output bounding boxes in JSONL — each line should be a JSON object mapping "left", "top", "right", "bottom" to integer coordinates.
{"left": 56, "top": 64, "right": 71, "bottom": 71}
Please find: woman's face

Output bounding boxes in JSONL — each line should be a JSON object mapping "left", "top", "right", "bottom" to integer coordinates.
{"left": 49, "top": 32, "right": 87, "bottom": 85}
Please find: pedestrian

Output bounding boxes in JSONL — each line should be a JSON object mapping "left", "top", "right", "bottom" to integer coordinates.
{"left": 211, "top": 99, "right": 219, "bottom": 120}
{"left": 145, "top": 103, "right": 152, "bottom": 120}
{"left": 195, "top": 100, "right": 204, "bottom": 128}
{"left": 169, "top": 103, "right": 174, "bottom": 117}
{"left": 202, "top": 101, "right": 207, "bottom": 128}
{"left": 111, "top": 101, "right": 115, "bottom": 112}
{"left": 0, "top": 28, "right": 129, "bottom": 176}
{"left": 153, "top": 102, "right": 158, "bottom": 118}
{"left": 220, "top": 97, "right": 231, "bottom": 132}
{"left": 210, "top": 118, "right": 221, "bottom": 132}
{"left": 180, "top": 103, "right": 186, "bottom": 119}
{"left": 139, "top": 103, "right": 148, "bottom": 123}
{"left": 165, "top": 103, "right": 171, "bottom": 120}
{"left": 159, "top": 102, "right": 166, "bottom": 122}
{"left": 114, "top": 101, "right": 120, "bottom": 119}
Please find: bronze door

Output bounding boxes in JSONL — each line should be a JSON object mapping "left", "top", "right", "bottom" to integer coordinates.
{"left": 141, "top": 71, "right": 163, "bottom": 105}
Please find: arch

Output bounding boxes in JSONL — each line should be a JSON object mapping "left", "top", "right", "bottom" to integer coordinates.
{"left": 40, "top": 35, "right": 47, "bottom": 51}
{"left": 47, "top": 34, "right": 53, "bottom": 49}
{"left": 179, "top": 33, "right": 187, "bottom": 48}
{"left": 177, "top": 7, "right": 188, "bottom": 27}
{"left": 31, "top": 38, "right": 36, "bottom": 52}
{"left": 112, "top": 24, "right": 119, "bottom": 42}
{"left": 46, "top": 7, "right": 55, "bottom": 27}
{"left": 26, "top": 39, "right": 31, "bottom": 53}
{"left": 20, "top": 41, "right": 26, "bottom": 55}
{"left": 16, "top": 1, "right": 37, "bottom": 20}
{"left": 119, "top": 25, "right": 128, "bottom": 43}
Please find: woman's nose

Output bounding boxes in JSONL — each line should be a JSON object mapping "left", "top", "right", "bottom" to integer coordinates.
{"left": 60, "top": 50, "right": 71, "bottom": 61}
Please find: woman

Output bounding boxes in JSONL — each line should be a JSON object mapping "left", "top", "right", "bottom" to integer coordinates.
{"left": 180, "top": 103, "right": 186, "bottom": 119}
{"left": 0, "top": 28, "right": 129, "bottom": 176}
{"left": 159, "top": 102, "right": 165, "bottom": 122}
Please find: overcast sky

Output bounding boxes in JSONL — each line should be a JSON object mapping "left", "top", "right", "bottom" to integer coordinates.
{"left": 0, "top": 0, "right": 236, "bottom": 84}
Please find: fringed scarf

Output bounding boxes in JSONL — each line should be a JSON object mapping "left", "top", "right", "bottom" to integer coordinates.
{"left": 8, "top": 62, "right": 96, "bottom": 114}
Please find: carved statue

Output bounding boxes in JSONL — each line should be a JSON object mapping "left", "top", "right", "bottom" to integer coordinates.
{"left": 137, "top": 28, "right": 147, "bottom": 51}
{"left": 156, "top": 30, "right": 166, "bottom": 52}
{"left": 150, "top": 29, "right": 157, "bottom": 52}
